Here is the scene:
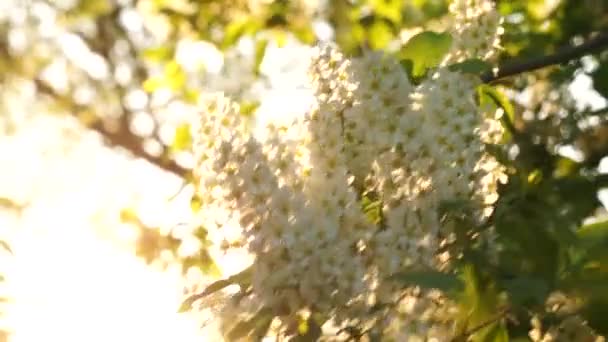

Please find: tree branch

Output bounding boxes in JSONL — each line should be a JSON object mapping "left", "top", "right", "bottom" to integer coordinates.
{"left": 33, "top": 79, "right": 188, "bottom": 177}
{"left": 452, "top": 306, "right": 511, "bottom": 341}
{"left": 87, "top": 114, "right": 188, "bottom": 177}
{"left": 482, "top": 31, "right": 608, "bottom": 83}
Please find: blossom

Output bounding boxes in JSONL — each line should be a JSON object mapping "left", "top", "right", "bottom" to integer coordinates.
{"left": 445, "top": 0, "right": 504, "bottom": 63}
{"left": 191, "top": 3, "right": 506, "bottom": 338}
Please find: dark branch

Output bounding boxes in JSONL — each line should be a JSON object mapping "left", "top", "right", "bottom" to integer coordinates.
{"left": 87, "top": 115, "right": 188, "bottom": 177}
{"left": 33, "top": 79, "right": 188, "bottom": 177}
{"left": 482, "top": 31, "right": 608, "bottom": 83}
{"left": 26, "top": 8, "right": 189, "bottom": 178}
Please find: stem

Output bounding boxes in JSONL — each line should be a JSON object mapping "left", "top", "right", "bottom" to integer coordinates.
{"left": 482, "top": 32, "right": 608, "bottom": 83}
{"left": 452, "top": 307, "right": 511, "bottom": 341}
{"left": 34, "top": 79, "right": 187, "bottom": 177}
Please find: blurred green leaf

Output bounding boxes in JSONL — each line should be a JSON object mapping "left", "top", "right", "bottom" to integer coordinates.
{"left": 448, "top": 58, "right": 492, "bottom": 76}
{"left": 227, "top": 307, "right": 273, "bottom": 340}
{"left": 291, "top": 24, "right": 316, "bottom": 44}
{"left": 183, "top": 88, "right": 200, "bottom": 104}
{"left": 577, "top": 220, "right": 608, "bottom": 247}
{"left": 290, "top": 316, "right": 323, "bottom": 342}
{"left": 142, "top": 76, "right": 166, "bottom": 93}
{"left": 143, "top": 60, "right": 186, "bottom": 92}
{"left": 501, "top": 276, "right": 549, "bottom": 307}
{"left": 457, "top": 265, "right": 507, "bottom": 342}
{"left": 391, "top": 270, "right": 464, "bottom": 294}
{"left": 142, "top": 46, "right": 174, "bottom": 63}
{"left": 179, "top": 266, "right": 252, "bottom": 312}
{"left": 254, "top": 39, "right": 269, "bottom": 76}
{"left": 72, "top": 0, "right": 113, "bottom": 17}
{"left": 582, "top": 298, "right": 608, "bottom": 335}
{"left": 399, "top": 31, "right": 452, "bottom": 78}
{"left": 591, "top": 63, "right": 608, "bottom": 100}
{"left": 182, "top": 249, "right": 220, "bottom": 276}
{"left": 478, "top": 84, "right": 516, "bottom": 140}
{"left": 190, "top": 194, "right": 202, "bottom": 212}
{"left": 482, "top": 323, "right": 509, "bottom": 342}
{"left": 222, "top": 18, "right": 262, "bottom": 50}
{"left": 164, "top": 60, "right": 187, "bottom": 91}
{"left": 239, "top": 101, "right": 260, "bottom": 116}
{"left": 368, "top": 20, "right": 394, "bottom": 50}
{"left": 172, "top": 123, "right": 192, "bottom": 152}
{"left": 575, "top": 220, "right": 608, "bottom": 272}
{"left": 0, "top": 241, "right": 11, "bottom": 254}
{"left": 362, "top": 195, "right": 382, "bottom": 225}
{"left": 370, "top": 0, "right": 402, "bottom": 23}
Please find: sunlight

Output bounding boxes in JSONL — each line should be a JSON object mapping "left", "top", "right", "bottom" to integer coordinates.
{"left": 5, "top": 225, "right": 206, "bottom": 342}
{"left": 0, "top": 114, "right": 215, "bottom": 342}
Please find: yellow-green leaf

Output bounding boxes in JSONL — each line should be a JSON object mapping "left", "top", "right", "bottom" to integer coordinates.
{"left": 142, "top": 46, "right": 174, "bottom": 63}
{"left": 142, "top": 76, "right": 166, "bottom": 93}
{"left": 399, "top": 31, "right": 452, "bottom": 78}
{"left": 172, "top": 123, "right": 192, "bottom": 152}
{"left": 368, "top": 20, "right": 394, "bottom": 50}
{"left": 254, "top": 39, "right": 269, "bottom": 76}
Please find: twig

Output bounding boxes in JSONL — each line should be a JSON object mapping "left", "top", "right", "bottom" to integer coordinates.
{"left": 482, "top": 32, "right": 608, "bottom": 83}
{"left": 33, "top": 79, "right": 187, "bottom": 177}
{"left": 452, "top": 306, "right": 511, "bottom": 341}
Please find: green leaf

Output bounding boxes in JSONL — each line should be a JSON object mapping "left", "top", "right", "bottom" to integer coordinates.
{"left": 457, "top": 265, "right": 507, "bottom": 342}
{"left": 575, "top": 220, "right": 608, "bottom": 272}
{"left": 252, "top": 313, "right": 274, "bottom": 340}
{"left": 368, "top": 20, "right": 394, "bottom": 50}
{"left": 227, "top": 307, "right": 273, "bottom": 340}
{"left": 478, "top": 84, "right": 516, "bottom": 140}
{"left": 448, "top": 58, "right": 492, "bottom": 76}
{"left": 399, "top": 31, "right": 452, "bottom": 78}
{"left": 171, "top": 123, "right": 192, "bottom": 152}
{"left": 222, "top": 18, "right": 262, "bottom": 50}
{"left": 391, "top": 270, "right": 464, "bottom": 294}
{"left": 577, "top": 220, "right": 608, "bottom": 246}
{"left": 370, "top": 0, "right": 402, "bottom": 23}
{"left": 254, "top": 39, "right": 269, "bottom": 76}
{"left": 164, "top": 60, "right": 187, "bottom": 91}
{"left": 142, "top": 46, "right": 174, "bottom": 63}
{"left": 581, "top": 298, "right": 608, "bottom": 335}
{"left": 144, "top": 60, "right": 186, "bottom": 93}
{"left": 72, "top": 0, "right": 113, "bottom": 17}
{"left": 361, "top": 195, "right": 382, "bottom": 225}
{"left": 484, "top": 144, "right": 511, "bottom": 166}
{"left": 439, "top": 198, "right": 476, "bottom": 214}
{"left": 290, "top": 316, "right": 322, "bottom": 342}
{"left": 178, "top": 281, "right": 229, "bottom": 313}
{"left": 0, "top": 240, "right": 11, "bottom": 254}
{"left": 181, "top": 249, "right": 220, "bottom": 276}
{"left": 502, "top": 276, "right": 549, "bottom": 307}
{"left": 142, "top": 75, "right": 165, "bottom": 93}
{"left": 591, "top": 64, "right": 608, "bottom": 98}
{"left": 239, "top": 101, "right": 260, "bottom": 116}
{"left": 190, "top": 194, "right": 202, "bottom": 212}
{"left": 183, "top": 88, "right": 200, "bottom": 104}
{"left": 482, "top": 322, "right": 509, "bottom": 342}
{"left": 290, "top": 24, "right": 316, "bottom": 44}
{"left": 477, "top": 85, "right": 515, "bottom": 121}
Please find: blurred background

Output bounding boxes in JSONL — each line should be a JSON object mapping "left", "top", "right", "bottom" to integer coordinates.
{"left": 0, "top": 0, "right": 607, "bottom": 341}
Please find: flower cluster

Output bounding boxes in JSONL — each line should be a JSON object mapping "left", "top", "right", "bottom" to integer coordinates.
{"left": 192, "top": 1, "right": 505, "bottom": 338}
{"left": 193, "top": 85, "right": 371, "bottom": 317}
{"left": 529, "top": 315, "right": 604, "bottom": 342}
{"left": 445, "top": 0, "right": 503, "bottom": 63}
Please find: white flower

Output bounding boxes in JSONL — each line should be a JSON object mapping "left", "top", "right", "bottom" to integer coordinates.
{"left": 444, "top": 0, "right": 503, "bottom": 63}
{"left": 192, "top": 10, "right": 506, "bottom": 335}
